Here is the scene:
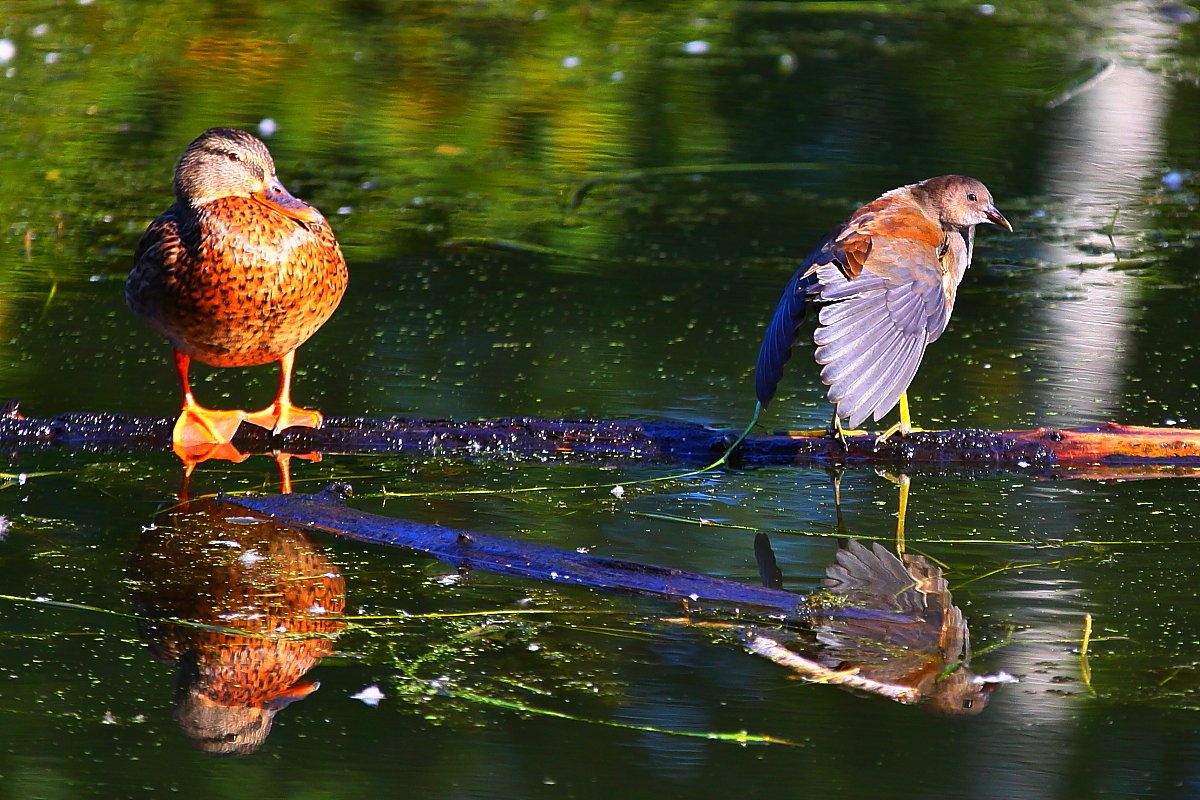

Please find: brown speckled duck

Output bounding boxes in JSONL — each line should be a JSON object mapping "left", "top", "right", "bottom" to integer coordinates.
{"left": 127, "top": 127, "right": 348, "bottom": 454}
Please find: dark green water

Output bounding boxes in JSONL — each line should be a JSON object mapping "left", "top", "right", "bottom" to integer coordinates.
{"left": 4, "top": 1, "right": 1200, "bottom": 797}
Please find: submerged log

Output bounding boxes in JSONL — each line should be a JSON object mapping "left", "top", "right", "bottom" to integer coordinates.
{"left": 228, "top": 484, "right": 817, "bottom": 617}
{"left": 1, "top": 402, "right": 1200, "bottom": 475}
{"left": 227, "top": 484, "right": 885, "bottom": 624}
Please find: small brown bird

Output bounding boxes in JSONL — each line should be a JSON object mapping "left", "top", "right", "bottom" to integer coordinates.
{"left": 127, "top": 127, "right": 348, "bottom": 454}
{"left": 755, "top": 175, "right": 1011, "bottom": 441}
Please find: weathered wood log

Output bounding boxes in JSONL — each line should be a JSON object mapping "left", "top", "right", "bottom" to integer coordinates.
{"left": 2, "top": 402, "right": 1200, "bottom": 476}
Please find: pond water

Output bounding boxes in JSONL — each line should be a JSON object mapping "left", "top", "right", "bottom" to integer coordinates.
{"left": 4, "top": 0, "right": 1200, "bottom": 797}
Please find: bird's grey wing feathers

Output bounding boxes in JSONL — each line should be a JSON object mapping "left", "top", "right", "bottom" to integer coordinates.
{"left": 811, "top": 237, "right": 949, "bottom": 427}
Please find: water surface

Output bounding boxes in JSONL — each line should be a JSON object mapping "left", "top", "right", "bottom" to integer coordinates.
{"left": 3, "top": 1, "right": 1200, "bottom": 798}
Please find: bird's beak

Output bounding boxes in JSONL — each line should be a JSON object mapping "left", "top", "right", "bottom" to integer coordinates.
{"left": 985, "top": 205, "right": 1013, "bottom": 232}
{"left": 253, "top": 177, "right": 326, "bottom": 224}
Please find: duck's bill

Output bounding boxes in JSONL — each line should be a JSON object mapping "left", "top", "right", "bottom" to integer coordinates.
{"left": 254, "top": 178, "right": 326, "bottom": 224}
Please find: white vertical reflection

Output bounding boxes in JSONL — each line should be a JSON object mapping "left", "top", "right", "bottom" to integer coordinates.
{"left": 1029, "top": 4, "right": 1172, "bottom": 426}
{"left": 977, "top": 6, "right": 1176, "bottom": 800}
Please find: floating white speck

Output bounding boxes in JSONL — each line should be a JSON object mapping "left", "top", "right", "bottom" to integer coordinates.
{"left": 351, "top": 685, "right": 385, "bottom": 706}
{"left": 683, "top": 40, "right": 709, "bottom": 54}
{"left": 101, "top": 711, "right": 117, "bottom": 725}
{"left": 561, "top": 55, "right": 581, "bottom": 68}
{"left": 689, "top": 593, "right": 700, "bottom": 601}
{"left": 238, "top": 549, "right": 265, "bottom": 565}
{"left": 78, "top": 0, "right": 94, "bottom": 5}
{"left": 17, "top": 473, "right": 26, "bottom": 486}
{"left": 258, "top": 117, "right": 277, "bottom": 137}
{"left": 611, "top": 485, "right": 625, "bottom": 498}
{"left": 44, "top": 52, "right": 59, "bottom": 64}
{"left": 337, "top": 206, "right": 353, "bottom": 215}
{"left": 31, "top": 24, "right": 49, "bottom": 37}
{"left": 1166, "top": 419, "right": 1178, "bottom": 426}
{"left": 527, "top": 642, "right": 541, "bottom": 651}
{"left": 0, "top": 516, "right": 8, "bottom": 540}
{"left": 224, "top": 516, "right": 262, "bottom": 525}
{"left": 1016, "top": 460, "right": 1031, "bottom": 468}
{"left": 611, "top": 71, "right": 624, "bottom": 81}
{"left": 436, "top": 573, "right": 463, "bottom": 585}
{"left": 308, "top": 603, "right": 327, "bottom": 614}
{"left": 976, "top": 4, "right": 996, "bottom": 15}
{"left": 974, "top": 671, "right": 1019, "bottom": 684}
{"left": 210, "top": 539, "right": 240, "bottom": 548}
{"left": 0, "top": 40, "right": 15, "bottom": 65}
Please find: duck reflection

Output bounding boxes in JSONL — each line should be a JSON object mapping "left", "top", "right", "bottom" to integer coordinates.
{"left": 129, "top": 496, "right": 346, "bottom": 755}
{"left": 753, "top": 532, "right": 1011, "bottom": 716}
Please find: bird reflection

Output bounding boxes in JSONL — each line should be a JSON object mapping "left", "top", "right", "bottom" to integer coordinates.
{"left": 753, "top": 532, "right": 1010, "bottom": 716}
{"left": 129, "top": 496, "right": 346, "bottom": 755}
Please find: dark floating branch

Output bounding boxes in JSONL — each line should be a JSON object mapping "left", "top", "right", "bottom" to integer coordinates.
{"left": 2, "top": 402, "right": 1199, "bottom": 476}
{"left": 227, "top": 484, "right": 862, "bottom": 623}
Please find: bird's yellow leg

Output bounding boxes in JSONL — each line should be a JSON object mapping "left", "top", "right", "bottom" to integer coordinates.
{"left": 785, "top": 408, "right": 867, "bottom": 441}
{"left": 895, "top": 473, "right": 910, "bottom": 555}
{"left": 171, "top": 351, "right": 247, "bottom": 449}
{"left": 873, "top": 391, "right": 915, "bottom": 447}
{"left": 245, "top": 351, "right": 323, "bottom": 433}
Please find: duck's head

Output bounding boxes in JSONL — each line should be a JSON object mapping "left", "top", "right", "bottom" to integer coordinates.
{"left": 173, "top": 127, "right": 323, "bottom": 224}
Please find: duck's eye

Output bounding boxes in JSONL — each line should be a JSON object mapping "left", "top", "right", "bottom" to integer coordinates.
{"left": 967, "top": 193, "right": 978, "bottom": 202}
{"left": 225, "top": 151, "right": 241, "bottom": 162}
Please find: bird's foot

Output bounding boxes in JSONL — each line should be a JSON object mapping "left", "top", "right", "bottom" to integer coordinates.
{"left": 173, "top": 406, "right": 247, "bottom": 449}
{"left": 245, "top": 403, "right": 323, "bottom": 434}
{"left": 873, "top": 422, "right": 921, "bottom": 450}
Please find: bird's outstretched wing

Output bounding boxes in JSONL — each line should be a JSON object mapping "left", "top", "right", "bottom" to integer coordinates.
{"left": 812, "top": 234, "right": 950, "bottom": 428}
{"left": 754, "top": 227, "right": 872, "bottom": 406}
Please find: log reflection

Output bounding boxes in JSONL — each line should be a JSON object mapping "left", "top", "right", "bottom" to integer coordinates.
{"left": 129, "top": 497, "right": 346, "bottom": 755}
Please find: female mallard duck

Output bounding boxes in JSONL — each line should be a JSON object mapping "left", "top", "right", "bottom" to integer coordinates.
{"left": 127, "top": 127, "right": 348, "bottom": 454}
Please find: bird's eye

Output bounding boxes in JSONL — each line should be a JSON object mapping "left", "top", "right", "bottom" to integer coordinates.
{"left": 226, "top": 151, "right": 241, "bottom": 162}
{"left": 967, "top": 193, "right": 978, "bottom": 202}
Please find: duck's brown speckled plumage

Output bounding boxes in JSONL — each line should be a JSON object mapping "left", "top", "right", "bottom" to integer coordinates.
{"left": 127, "top": 127, "right": 347, "bottom": 453}
{"left": 128, "top": 128, "right": 347, "bottom": 368}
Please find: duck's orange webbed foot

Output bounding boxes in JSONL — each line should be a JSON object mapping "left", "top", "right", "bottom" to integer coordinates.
{"left": 173, "top": 405, "right": 246, "bottom": 448}
{"left": 172, "top": 405, "right": 250, "bottom": 464}
{"left": 244, "top": 403, "right": 323, "bottom": 434}
{"left": 244, "top": 351, "right": 324, "bottom": 434}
